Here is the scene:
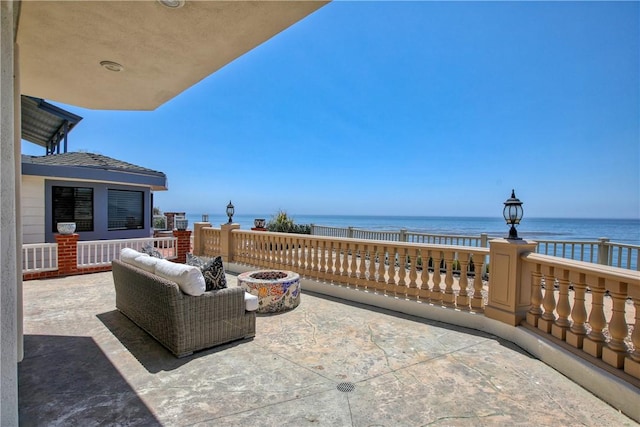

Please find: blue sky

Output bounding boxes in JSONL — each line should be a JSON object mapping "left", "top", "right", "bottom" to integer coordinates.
{"left": 22, "top": 1, "right": 640, "bottom": 219}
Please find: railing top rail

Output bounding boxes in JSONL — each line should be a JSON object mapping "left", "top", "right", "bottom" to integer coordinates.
{"left": 77, "top": 236, "right": 176, "bottom": 245}
{"left": 535, "top": 239, "right": 601, "bottom": 245}
{"left": 604, "top": 241, "right": 640, "bottom": 250}
{"left": 521, "top": 252, "right": 640, "bottom": 283}
{"left": 406, "top": 231, "right": 488, "bottom": 238}
{"left": 23, "top": 242, "right": 57, "bottom": 248}
{"left": 232, "top": 229, "right": 490, "bottom": 254}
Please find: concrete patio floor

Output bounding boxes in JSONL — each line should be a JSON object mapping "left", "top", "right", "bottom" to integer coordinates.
{"left": 19, "top": 271, "right": 637, "bottom": 426}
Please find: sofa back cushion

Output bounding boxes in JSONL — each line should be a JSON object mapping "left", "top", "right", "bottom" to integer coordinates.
{"left": 133, "top": 255, "right": 160, "bottom": 273}
{"left": 154, "top": 259, "right": 206, "bottom": 296}
{"left": 121, "top": 247, "right": 148, "bottom": 265}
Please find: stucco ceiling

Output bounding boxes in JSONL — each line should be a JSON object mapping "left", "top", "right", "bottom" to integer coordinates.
{"left": 17, "top": 0, "right": 327, "bottom": 110}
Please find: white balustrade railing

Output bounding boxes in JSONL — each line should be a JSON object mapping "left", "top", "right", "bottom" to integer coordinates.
{"left": 77, "top": 236, "right": 177, "bottom": 267}
{"left": 22, "top": 243, "right": 58, "bottom": 273}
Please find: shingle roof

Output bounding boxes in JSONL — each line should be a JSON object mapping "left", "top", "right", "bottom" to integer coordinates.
{"left": 21, "top": 152, "right": 168, "bottom": 191}
{"left": 22, "top": 152, "right": 166, "bottom": 178}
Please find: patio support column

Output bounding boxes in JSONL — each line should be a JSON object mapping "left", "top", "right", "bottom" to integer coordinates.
{"left": 484, "top": 238, "right": 537, "bottom": 326}
{"left": 220, "top": 223, "right": 240, "bottom": 263}
{"left": 1, "top": 1, "right": 19, "bottom": 424}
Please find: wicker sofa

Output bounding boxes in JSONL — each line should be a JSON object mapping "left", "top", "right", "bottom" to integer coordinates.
{"left": 112, "top": 258, "right": 256, "bottom": 357}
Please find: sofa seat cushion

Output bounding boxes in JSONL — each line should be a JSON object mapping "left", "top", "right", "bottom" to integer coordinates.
{"left": 154, "top": 259, "right": 206, "bottom": 296}
{"left": 244, "top": 292, "right": 259, "bottom": 312}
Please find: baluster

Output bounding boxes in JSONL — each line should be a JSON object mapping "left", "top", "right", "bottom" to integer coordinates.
{"left": 326, "top": 241, "right": 334, "bottom": 279}
{"left": 292, "top": 236, "right": 299, "bottom": 272}
{"left": 305, "top": 238, "right": 314, "bottom": 276}
{"left": 602, "top": 281, "right": 629, "bottom": 368}
{"left": 418, "top": 248, "right": 430, "bottom": 301}
{"left": 349, "top": 243, "right": 359, "bottom": 287}
{"left": 431, "top": 250, "right": 443, "bottom": 303}
{"left": 395, "top": 247, "right": 407, "bottom": 298}
{"left": 538, "top": 266, "right": 557, "bottom": 333}
{"left": 377, "top": 246, "right": 387, "bottom": 293}
{"left": 386, "top": 246, "right": 398, "bottom": 295}
{"left": 254, "top": 234, "right": 262, "bottom": 266}
{"left": 268, "top": 236, "right": 276, "bottom": 269}
{"left": 470, "top": 254, "right": 484, "bottom": 311}
{"left": 358, "top": 244, "right": 368, "bottom": 289}
{"left": 551, "top": 269, "right": 571, "bottom": 340}
{"left": 297, "top": 237, "right": 305, "bottom": 274}
{"left": 566, "top": 272, "right": 588, "bottom": 348}
{"left": 341, "top": 242, "right": 350, "bottom": 283}
{"left": 313, "top": 239, "right": 320, "bottom": 277}
{"left": 583, "top": 277, "right": 607, "bottom": 358}
{"left": 456, "top": 252, "right": 470, "bottom": 309}
{"left": 526, "top": 263, "right": 543, "bottom": 327}
{"left": 629, "top": 296, "right": 640, "bottom": 364}
{"left": 442, "top": 250, "right": 455, "bottom": 306}
{"left": 333, "top": 242, "right": 342, "bottom": 280}
{"left": 273, "top": 235, "right": 281, "bottom": 268}
{"left": 367, "top": 244, "right": 378, "bottom": 290}
{"left": 407, "top": 248, "right": 418, "bottom": 299}
{"left": 280, "top": 235, "right": 287, "bottom": 269}
{"left": 319, "top": 240, "right": 327, "bottom": 281}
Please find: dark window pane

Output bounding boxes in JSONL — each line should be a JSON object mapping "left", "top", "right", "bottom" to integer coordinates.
{"left": 108, "top": 190, "right": 144, "bottom": 230}
{"left": 52, "top": 186, "right": 94, "bottom": 232}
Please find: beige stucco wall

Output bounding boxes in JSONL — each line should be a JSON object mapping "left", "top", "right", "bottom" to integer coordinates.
{"left": 21, "top": 175, "right": 44, "bottom": 244}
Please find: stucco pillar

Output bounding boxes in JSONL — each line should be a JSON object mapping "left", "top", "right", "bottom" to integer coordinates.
{"left": 1, "top": 1, "right": 19, "bottom": 424}
{"left": 192, "top": 222, "right": 211, "bottom": 256}
{"left": 484, "top": 238, "right": 537, "bottom": 326}
{"left": 220, "top": 223, "right": 240, "bottom": 263}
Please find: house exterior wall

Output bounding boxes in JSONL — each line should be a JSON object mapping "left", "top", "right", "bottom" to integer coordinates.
{"left": 44, "top": 179, "right": 154, "bottom": 243}
{"left": 21, "top": 175, "right": 45, "bottom": 244}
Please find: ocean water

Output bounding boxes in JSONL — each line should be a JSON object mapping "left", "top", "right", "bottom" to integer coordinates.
{"left": 185, "top": 214, "right": 640, "bottom": 246}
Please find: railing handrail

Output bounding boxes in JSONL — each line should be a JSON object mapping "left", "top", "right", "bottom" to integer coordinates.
{"left": 521, "top": 252, "right": 640, "bottom": 283}
{"left": 232, "top": 228, "right": 490, "bottom": 254}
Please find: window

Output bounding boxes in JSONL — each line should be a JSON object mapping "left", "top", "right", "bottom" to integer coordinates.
{"left": 108, "top": 189, "right": 144, "bottom": 230}
{"left": 52, "top": 186, "right": 94, "bottom": 232}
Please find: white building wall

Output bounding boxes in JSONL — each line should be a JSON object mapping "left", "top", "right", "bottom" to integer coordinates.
{"left": 21, "top": 175, "right": 45, "bottom": 244}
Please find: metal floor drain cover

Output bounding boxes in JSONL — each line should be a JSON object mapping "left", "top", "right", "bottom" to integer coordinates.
{"left": 337, "top": 382, "right": 355, "bottom": 392}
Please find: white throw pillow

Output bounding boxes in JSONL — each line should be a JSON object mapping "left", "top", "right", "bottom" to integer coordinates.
{"left": 154, "top": 259, "right": 206, "bottom": 296}
{"left": 120, "top": 248, "right": 147, "bottom": 265}
{"left": 132, "top": 255, "right": 159, "bottom": 273}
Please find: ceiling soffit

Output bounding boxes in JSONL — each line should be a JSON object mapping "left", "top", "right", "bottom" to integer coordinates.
{"left": 17, "top": 1, "right": 327, "bottom": 110}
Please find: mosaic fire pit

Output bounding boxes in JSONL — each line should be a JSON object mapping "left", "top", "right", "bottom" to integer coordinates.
{"left": 238, "top": 270, "right": 300, "bottom": 313}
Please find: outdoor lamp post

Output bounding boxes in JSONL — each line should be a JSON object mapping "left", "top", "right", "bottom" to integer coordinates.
{"left": 503, "top": 189, "right": 523, "bottom": 240}
{"left": 226, "top": 201, "right": 235, "bottom": 224}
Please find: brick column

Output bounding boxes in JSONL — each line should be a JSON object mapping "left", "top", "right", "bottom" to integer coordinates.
{"left": 173, "top": 230, "right": 191, "bottom": 263}
{"left": 55, "top": 233, "right": 79, "bottom": 276}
